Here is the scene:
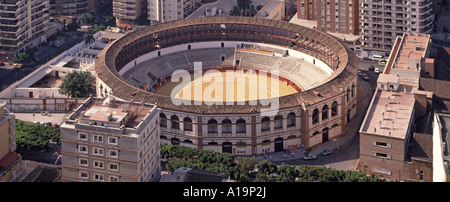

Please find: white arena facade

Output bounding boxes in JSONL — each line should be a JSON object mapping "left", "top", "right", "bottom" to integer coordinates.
{"left": 95, "top": 16, "right": 359, "bottom": 155}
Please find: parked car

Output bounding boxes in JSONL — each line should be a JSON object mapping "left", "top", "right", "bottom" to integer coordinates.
{"left": 362, "top": 57, "right": 371, "bottom": 60}
{"left": 0, "top": 61, "right": 4, "bottom": 66}
{"left": 362, "top": 75, "right": 370, "bottom": 81}
{"left": 321, "top": 149, "right": 333, "bottom": 156}
{"left": 368, "top": 65, "right": 375, "bottom": 71}
{"left": 378, "top": 60, "right": 387, "bottom": 66}
{"left": 374, "top": 68, "right": 380, "bottom": 74}
{"left": 302, "top": 153, "right": 317, "bottom": 160}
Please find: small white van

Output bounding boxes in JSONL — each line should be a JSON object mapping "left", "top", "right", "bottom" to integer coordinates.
{"left": 371, "top": 55, "right": 383, "bottom": 61}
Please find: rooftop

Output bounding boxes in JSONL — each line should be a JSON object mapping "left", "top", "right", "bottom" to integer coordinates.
{"left": 67, "top": 97, "right": 157, "bottom": 129}
{"left": 392, "top": 33, "right": 430, "bottom": 71}
{"left": 360, "top": 87, "right": 415, "bottom": 139}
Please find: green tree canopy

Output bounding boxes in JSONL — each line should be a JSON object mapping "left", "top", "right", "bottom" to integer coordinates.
{"left": 15, "top": 120, "right": 61, "bottom": 151}
{"left": 58, "top": 71, "right": 96, "bottom": 97}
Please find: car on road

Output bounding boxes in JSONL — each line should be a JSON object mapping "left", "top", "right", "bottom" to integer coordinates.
{"left": 321, "top": 149, "right": 333, "bottom": 156}
{"left": 303, "top": 153, "right": 317, "bottom": 160}
{"left": 378, "top": 60, "right": 387, "bottom": 66}
{"left": 362, "top": 75, "right": 370, "bottom": 81}
{"left": 374, "top": 68, "right": 380, "bottom": 74}
{"left": 368, "top": 65, "right": 375, "bottom": 71}
{"left": 362, "top": 57, "right": 371, "bottom": 60}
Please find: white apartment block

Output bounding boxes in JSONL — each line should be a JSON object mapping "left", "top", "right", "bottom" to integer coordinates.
{"left": 61, "top": 96, "right": 161, "bottom": 182}
{"left": 360, "top": 0, "right": 434, "bottom": 57}
{"left": 0, "top": 0, "right": 59, "bottom": 57}
{"left": 148, "top": 0, "right": 198, "bottom": 24}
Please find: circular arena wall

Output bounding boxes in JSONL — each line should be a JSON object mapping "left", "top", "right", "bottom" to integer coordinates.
{"left": 95, "top": 16, "right": 359, "bottom": 155}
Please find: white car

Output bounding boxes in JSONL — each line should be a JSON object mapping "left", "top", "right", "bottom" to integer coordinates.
{"left": 302, "top": 153, "right": 317, "bottom": 160}
{"left": 374, "top": 68, "right": 380, "bottom": 74}
{"left": 321, "top": 149, "right": 333, "bottom": 156}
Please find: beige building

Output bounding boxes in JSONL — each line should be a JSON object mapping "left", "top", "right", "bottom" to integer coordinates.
{"left": 360, "top": 0, "right": 434, "bottom": 57}
{"left": 113, "top": 0, "right": 147, "bottom": 26}
{"left": 0, "top": 101, "right": 26, "bottom": 182}
{"left": 358, "top": 32, "right": 435, "bottom": 181}
{"left": 0, "top": 0, "right": 59, "bottom": 57}
{"left": 60, "top": 96, "right": 161, "bottom": 182}
{"left": 296, "top": 0, "right": 359, "bottom": 35}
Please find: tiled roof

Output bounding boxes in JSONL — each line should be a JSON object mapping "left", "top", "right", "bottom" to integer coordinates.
{"left": 0, "top": 152, "right": 19, "bottom": 170}
{"left": 96, "top": 16, "right": 358, "bottom": 114}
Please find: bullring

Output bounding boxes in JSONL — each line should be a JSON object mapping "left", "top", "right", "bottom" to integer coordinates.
{"left": 95, "top": 16, "right": 359, "bottom": 155}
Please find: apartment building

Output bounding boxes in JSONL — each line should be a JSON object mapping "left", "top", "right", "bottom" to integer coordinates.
{"left": 0, "top": 102, "right": 26, "bottom": 182}
{"left": 360, "top": 0, "right": 434, "bottom": 57}
{"left": 61, "top": 96, "right": 161, "bottom": 182}
{"left": 358, "top": 33, "right": 435, "bottom": 181}
{"left": 113, "top": 0, "right": 147, "bottom": 26}
{"left": 0, "top": 0, "right": 57, "bottom": 57}
{"left": 50, "top": 0, "right": 109, "bottom": 16}
{"left": 296, "top": 0, "right": 359, "bottom": 35}
{"left": 148, "top": 0, "right": 199, "bottom": 24}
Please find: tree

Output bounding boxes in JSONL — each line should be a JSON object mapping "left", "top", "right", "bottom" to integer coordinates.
{"left": 277, "top": 163, "right": 299, "bottom": 182}
{"left": 237, "top": 0, "right": 252, "bottom": 16}
{"left": 14, "top": 51, "right": 29, "bottom": 63}
{"left": 58, "top": 71, "right": 96, "bottom": 97}
{"left": 105, "top": 16, "right": 116, "bottom": 27}
{"left": 65, "top": 21, "right": 80, "bottom": 32}
{"left": 15, "top": 120, "right": 60, "bottom": 152}
{"left": 234, "top": 157, "right": 257, "bottom": 182}
{"left": 230, "top": 5, "right": 242, "bottom": 16}
{"left": 255, "top": 160, "right": 277, "bottom": 182}
{"left": 80, "top": 13, "right": 95, "bottom": 24}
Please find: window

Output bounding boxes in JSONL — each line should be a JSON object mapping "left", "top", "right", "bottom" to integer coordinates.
{"left": 261, "top": 117, "right": 270, "bottom": 132}
{"left": 287, "top": 112, "right": 296, "bottom": 127}
{"left": 374, "top": 141, "right": 391, "bottom": 148}
{"left": 274, "top": 115, "right": 283, "bottom": 129}
{"left": 160, "top": 114, "right": 167, "bottom": 127}
{"left": 93, "top": 147, "right": 104, "bottom": 156}
{"left": 110, "top": 176, "right": 119, "bottom": 182}
{"left": 79, "top": 158, "right": 88, "bottom": 167}
{"left": 93, "top": 134, "right": 103, "bottom": 143}
{"left": 108, "top": 137, "right": 118, "bottom": 145}
{"left": 79, "top": 132, "right": 88, "bottom": 141}
{"left": 312, "top": 108, "right": 319, "bottom": 124}
{"left": 331, "top": 101, "right": 338, "bottom": 117}
{"left": 236, "top": 119, "right": 246, "bottom": 133}
{"left": 171, "top": 115, "right": 180, "bottom": 130}
{"left": 184, "top": 117, "right": 192, "bottom": 131}
{"left": 79, "top": 171, "right": 88, "bottom": 179}
{"left": 208, "top": 119, "right": 218, "bottom": 133}
{"left": 222, "top": 119, "right": 232, "bottom": 133}
{"left": 79, "top": 145, "right": 88, "bottom": 154}
{"left": 94, "top": 173, "right": 104, "bottom": 182}
{"left": 109, "top": 149, "right": 118, "bottom": 158}
{"left": 109, "top": 163, "right": 119, "bottom": 171}
{"left": 374, "top": 152, "right": 390, "bottom": 159}
{"left": 322, "top": 105, "right": 329, "bottom": 120}
{"left": 93, "top": 160, "right": 104, "bottom": 169}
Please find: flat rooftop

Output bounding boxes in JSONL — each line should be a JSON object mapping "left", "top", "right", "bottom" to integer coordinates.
{"left": 361, "top": 87, "right": 415, "bottom": 139}
{"left": 77, "top": 97, "right": 155, "bottom": 128}
{"left": 394, "top": 33, "right": 430, "bottom": 71}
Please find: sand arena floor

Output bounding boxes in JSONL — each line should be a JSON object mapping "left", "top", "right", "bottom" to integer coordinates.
{"left": 154, "top": 70, "right": 297, "bottom": 102}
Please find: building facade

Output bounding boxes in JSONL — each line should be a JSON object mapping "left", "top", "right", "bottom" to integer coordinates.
{"left": 61, "top": 96, "right": 161, "bottom": 182}
{"left": 49, "top": 0, "right": 109, "bottom": 16}
{"left": 148, "top": 0, "right": 199, "bottom": 24}
{"left": 358, "top": 33, "right": 435, "bottom": 181}
{"left": 0, "top": 0, "right": 54, "bottom": 57}
{"left": 0, "top": 101, "right": 26, "bottom": 182}
{"left": 296, "top": 0, "right": 359, "bottom": 35}
{"left": 360, "top": 0, "right": 434, "bottom": 57}
{"left": 113, "top": 0, "right": 147, "bottom": 26}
